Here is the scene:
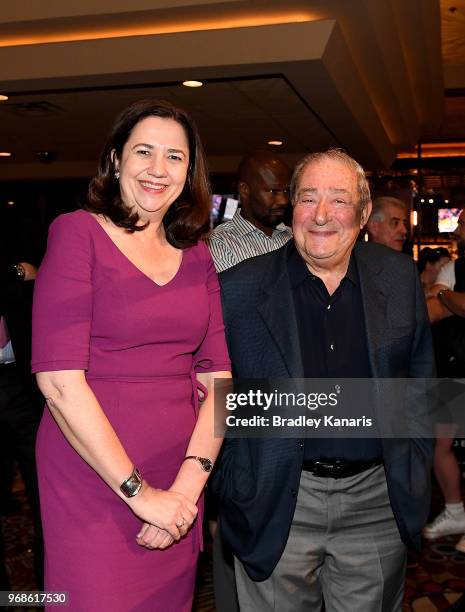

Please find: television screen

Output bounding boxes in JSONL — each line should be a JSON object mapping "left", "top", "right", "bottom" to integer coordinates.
{"left": 438, "top": 208, "right": 461, "bottom": 233}
{"left": 210, "top": 194, "right": 239, "bottom": 227}
{"left": 211, "top": 194, "right": 223, "bottom": 227}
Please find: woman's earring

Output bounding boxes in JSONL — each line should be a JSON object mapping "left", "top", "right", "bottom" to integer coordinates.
{"left": 115, "top": 170, "right": 120, "bottom": 179}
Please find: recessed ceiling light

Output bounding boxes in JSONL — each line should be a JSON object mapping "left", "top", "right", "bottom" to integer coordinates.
{"left": 268, "top": 140, "right": 283, "bottom": 146}
{"left": 0, "top": 94, "right": 8, "bottom": 101}
{"left": 7, "top": 200, "right": 15, "bottom": 206}
{"left": 182, "top": 80, "right": 203, "bottom": 88}
{"left": 445, "top": 199, "right": 449, "bottom": 204}
{"left": 0, "top": 152, "right": 11, "bottom": 157}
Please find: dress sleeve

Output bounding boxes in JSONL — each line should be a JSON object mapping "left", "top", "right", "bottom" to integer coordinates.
{"left": 31, "top": 213, "right": 93, "bottom": 373}
{"left": 193, "top": 243, "right": 231, "bottom": 373}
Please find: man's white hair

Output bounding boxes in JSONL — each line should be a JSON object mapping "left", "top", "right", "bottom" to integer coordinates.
{"left": 369, "top": 197, "right": 406, "bottom": 222}
{"left": 290, "top": 148, "right": 371, "bottom": 212}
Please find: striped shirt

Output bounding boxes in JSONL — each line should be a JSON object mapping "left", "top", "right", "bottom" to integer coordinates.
{"left": 205, "top": 208, "right": 292, "bottom": 272}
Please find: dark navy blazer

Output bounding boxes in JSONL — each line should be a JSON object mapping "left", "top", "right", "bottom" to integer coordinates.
{"left": 213, "top": 239, "right": 435, "bottom": 581}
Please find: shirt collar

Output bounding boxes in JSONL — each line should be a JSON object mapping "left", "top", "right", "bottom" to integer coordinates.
{"left": 233, "top": 208, "right": 290, "bottom": 237}
{"left": 287, "top": 241, "right": 359, "bottom": 288}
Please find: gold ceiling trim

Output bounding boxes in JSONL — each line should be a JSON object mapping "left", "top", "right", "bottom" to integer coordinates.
{"left": 397, "top": 142, "right": 465, "bottom": 159}
{"left": 0, "top": 12, "right": 314, "bottom": 47}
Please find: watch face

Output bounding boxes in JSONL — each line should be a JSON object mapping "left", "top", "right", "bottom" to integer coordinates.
{"left": 201, "top": 458, "right": 213, "bottom": 472}
{"left": 14, "top": 264, "right": 25, "bottom": 279}
{"left": 184, "top": 455, "right": 213, "bottom": 472}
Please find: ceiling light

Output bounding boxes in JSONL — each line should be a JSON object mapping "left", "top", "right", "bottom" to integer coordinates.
{"left": 0, "top": 94, "right": 8, "bottom": 101}
{"left": 445, "top": 199, "right": 449, "bottom": 204}
{"left": 7, "top": 200, "right": 14, "bottom": 206}
{"left": 428, "top": 198, "right": 434, "bottom": 203}
{"left": 0, "top": 152, "right": 11, "bottom": 157}
{"left": 182, "top": 80, "right": 203, "bottom": 88}
{"left": 420, "top": 198, "right": 425, "bottom": 203}
{"left": 268, "top": 140, "right": 283, "bottom": 146}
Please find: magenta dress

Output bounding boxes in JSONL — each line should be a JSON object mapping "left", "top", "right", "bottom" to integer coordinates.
{"left": 31, "top": 210, "right": 230, "bottom": 611}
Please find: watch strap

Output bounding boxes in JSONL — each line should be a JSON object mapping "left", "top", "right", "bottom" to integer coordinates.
{"left": 183, "top": 456, "right": 213, "bottom": 473}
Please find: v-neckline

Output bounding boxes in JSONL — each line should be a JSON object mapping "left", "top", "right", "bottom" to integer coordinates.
{"left": 85, "top": 211, "right": 184, "bottom": 288}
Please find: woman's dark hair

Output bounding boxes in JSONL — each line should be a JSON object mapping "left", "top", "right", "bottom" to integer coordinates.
{"left": 417, "top": 246, "right": 451, "bottom": 273}
{"left": 85, "top": 99, "right": 211, "bottom": 247}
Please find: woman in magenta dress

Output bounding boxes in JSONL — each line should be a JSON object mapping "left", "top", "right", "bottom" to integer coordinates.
{"left": 32, "top": 99, "right": 231, "bottom": 611}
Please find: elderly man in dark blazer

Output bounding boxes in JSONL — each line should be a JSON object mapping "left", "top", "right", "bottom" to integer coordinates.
{"left": 214, "top": 149, "right": 434, "bottom": 611}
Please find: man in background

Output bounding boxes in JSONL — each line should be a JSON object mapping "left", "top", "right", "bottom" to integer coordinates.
{"left": 206, "top": 149, "right": 292, "bottom": 272}
{"left": 367, "top": 196, "right": 408, "bottom": 251}
{"left": 206, "top": 150, "right": 291, "bottom": 611}
{"left": 424, "top": 208, "right": 465, "bottom": 553}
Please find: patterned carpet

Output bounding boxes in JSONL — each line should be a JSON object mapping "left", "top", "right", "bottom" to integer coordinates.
{"left": 2, "top": 483, "right": 465, "bottom": 611}
{"left": 404, "top": 540, "right": 465, "bottom": 611}
{"left": 1, "top": 485, "right": 217, "bottom": 612}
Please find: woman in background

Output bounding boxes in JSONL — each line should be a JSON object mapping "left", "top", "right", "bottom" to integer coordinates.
{"left": 32, "top": 99, "right": 230, "bottom": 611}
{"left": 418, "top": 246, "right": 450, "bottom": 295}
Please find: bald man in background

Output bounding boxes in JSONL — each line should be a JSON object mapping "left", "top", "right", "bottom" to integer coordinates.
{"left": 206, "top": 150, "right": 291, "bottom": 611}
{"left": 367, "top": 196, "right": 408, "bottom": 252}
{"left": 206, "top": 150, "right": 292, "bottom": 272}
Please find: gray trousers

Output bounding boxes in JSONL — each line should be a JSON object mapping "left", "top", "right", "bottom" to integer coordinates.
{"left": 235, "top": 465, "right": 406, "bottom": 612}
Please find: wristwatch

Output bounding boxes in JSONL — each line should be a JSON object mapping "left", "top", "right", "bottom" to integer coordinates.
{"left": 120, "top": 467, "right": 142, "bottom": 497}
{"left": 183, "top": 456, "right": 214, "bottom": 473}
{"left": 13, "top": 263, "right": 26, "bottom": 280}
{"left": 437, "top": 288, "right": 450, "bottom": 304}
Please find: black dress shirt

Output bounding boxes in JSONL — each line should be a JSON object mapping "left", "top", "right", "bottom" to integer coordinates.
{"left": 288, "top": 243, "right": 382, "bottom": 461}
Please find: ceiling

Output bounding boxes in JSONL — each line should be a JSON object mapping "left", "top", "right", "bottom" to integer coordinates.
{"left": 0, "top": 77, "right": 338, "bottom": 168}
{"left": 419, "top": 0, "right": 465, "bottom": 146}
{"left": 441, "top": 0, "right": 465, "bottom": 86}
{"left": 0, "top": 0, "right": 458, "bottom": 180}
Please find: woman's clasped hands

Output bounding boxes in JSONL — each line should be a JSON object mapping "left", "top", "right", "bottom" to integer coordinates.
{"left": 131, "top": 485, "right": 198, "bottom": 550}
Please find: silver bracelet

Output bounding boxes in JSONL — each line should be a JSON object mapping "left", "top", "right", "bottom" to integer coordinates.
{"left": 120, "top": 467, "right": 142, "bottom": 497}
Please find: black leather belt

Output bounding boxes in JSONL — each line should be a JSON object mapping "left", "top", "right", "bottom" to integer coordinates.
{"left": 302, "top": 458, "right": 383, "bottom": 479}
{"left": 0, "top": 362, "right": 16, "bottom": 370}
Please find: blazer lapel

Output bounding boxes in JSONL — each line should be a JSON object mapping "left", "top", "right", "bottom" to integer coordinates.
{"left": 256, "top": 243, "right": 304, "bottom": 378}
{"left": 354, "top": 243, "right": 390, "bottom": 378}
